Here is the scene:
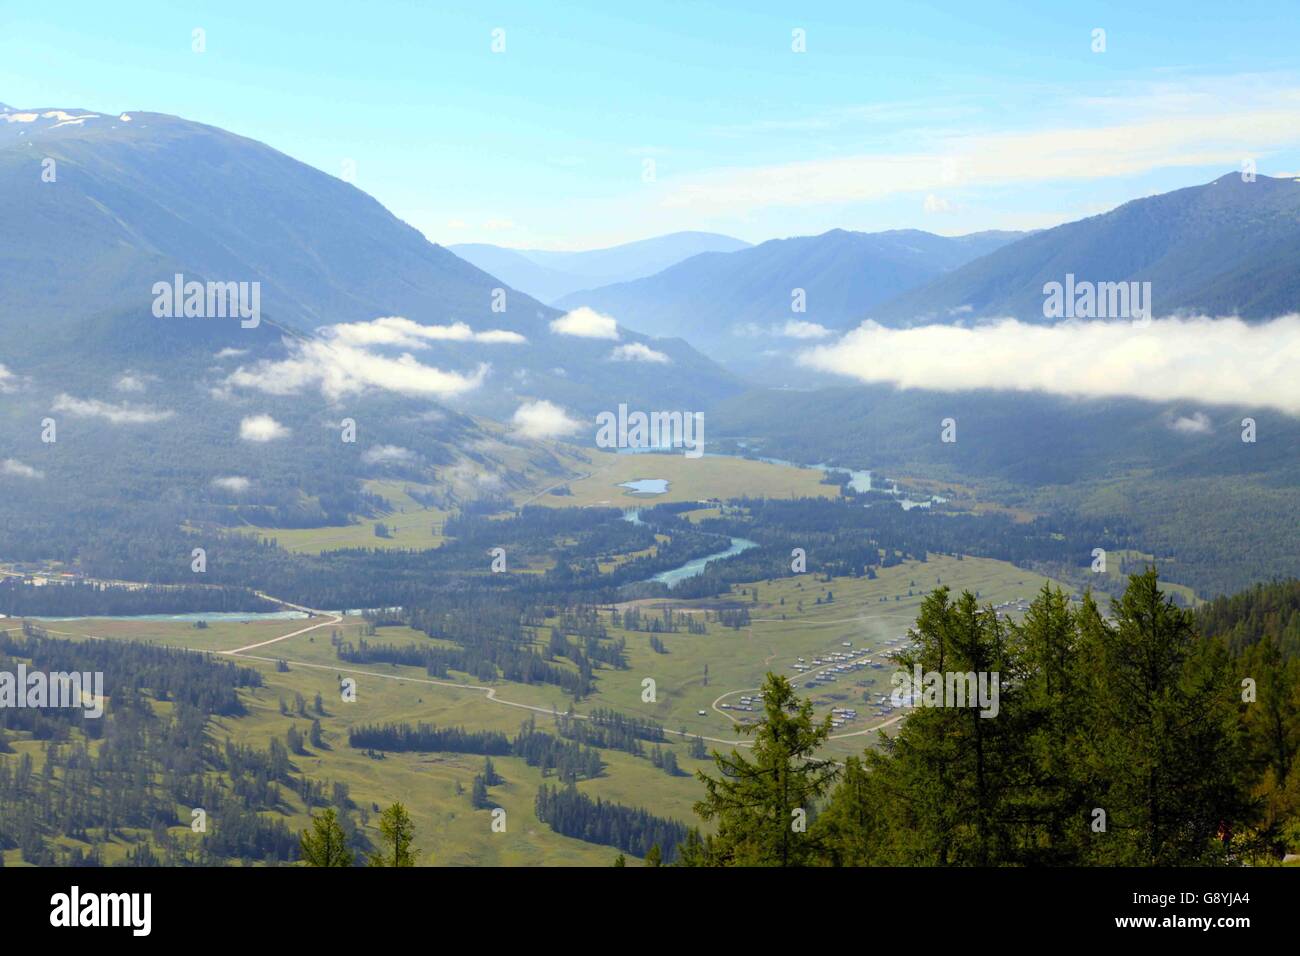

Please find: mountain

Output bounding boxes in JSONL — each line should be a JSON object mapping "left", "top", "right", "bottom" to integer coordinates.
{"left": 0, "top": 105, "right": 738, "bottom": 419}
{"left": 870, "top": 173, "right": 1300, "bottom": 324}
{"left": 551, "top": 228, "right": 1022, "bottom": 366}
{"left": 449, "top": 231, "right": 751, "bottom": 303}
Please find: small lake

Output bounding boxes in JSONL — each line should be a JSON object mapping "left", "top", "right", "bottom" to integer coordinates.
{"left": 619, "top": 478, "right": 670, "bottom": 495}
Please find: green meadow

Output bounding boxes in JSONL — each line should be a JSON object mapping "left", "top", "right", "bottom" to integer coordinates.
{"left": 6, "top": 549, "right": 1081, "bottom": 865}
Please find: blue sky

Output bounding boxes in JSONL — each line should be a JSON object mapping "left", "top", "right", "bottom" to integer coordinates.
{"left": 4, "top": 0, "right": 1300, "bottom": 248}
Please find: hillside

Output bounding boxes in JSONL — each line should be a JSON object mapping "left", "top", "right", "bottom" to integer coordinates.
{"left": 553, "top": 228, "right": 1022, "bottom": 365}
{"left": 871, "top": 173, "right": 1300, "bottom": 324}
{"left": 0, "top": 105, "right": 737, "bottom": 418}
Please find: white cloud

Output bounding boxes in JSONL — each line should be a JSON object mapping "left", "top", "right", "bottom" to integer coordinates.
{"left": 362, "top": 444, "right": 416, "bottom": 465}
{"left": 549, "top": 307, "right": 620, "bottom": 340}
{"left": 660, "top": 87, "right": 1300, "bottom": 212}
{"left": 1170, "top": 412, "right": 1213, "bottom": 434}
{"left": 923, "top": 194, "right": 955, "bottom": 214}
{"left": 52, "top": 394, "right": 173, "bottom": 424}
{"left": 610, "top": 342, "right": 671, "bottom": 363}
{"left": 780, "top": 320, "right": 832, "bottom": 339}
{"left": 733, "top": 320, "right": 833, "bottom": 340}
{"left": 225, "top": 338, "right": 488, "bottom": 401}
{"left": 215, "top": 347, "right": 249, "bottom": 359}
{"left": 114, "top": 374, "right": 147, "bottom": 393}
{"left": 0, "top": 363, "right": 16, "bottom": 393}
{"left": 239, "top": 414, "right": 290, "bottom": 442}
{"left": 212, "top": 476, "right": 251, "bottom": 493}
{"left": 511, "top": 400, "right": 582, "bottom": 439}
{"left": 799, "top": 316, "right": 1300, "bottom": 414}
{"left": 324, "top": 316, "right": 525, "bottom": 349}
{"left": 2, "top": 459, "right": 43, "bottom": 479}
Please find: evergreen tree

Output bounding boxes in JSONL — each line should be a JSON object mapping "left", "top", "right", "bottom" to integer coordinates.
{"left": 1077, "top": 569, "right": 1249, "bottom": 865}
{"left": 300, "top": 808, "right": 353, "bottom": 867}
{"left": 368, "top": 802, "right": 420, "bottom": 867}
{"left": 692, "top": 672, "right": 837, "bottom": 866}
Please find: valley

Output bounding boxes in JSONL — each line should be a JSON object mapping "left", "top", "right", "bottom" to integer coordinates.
{"left": 4, "top": 14, "right": 1300, "bottom": 882}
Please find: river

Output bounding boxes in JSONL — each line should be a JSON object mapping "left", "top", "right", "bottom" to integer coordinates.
{"left": 623, "top": 509, "right": 758, "bottom": 587}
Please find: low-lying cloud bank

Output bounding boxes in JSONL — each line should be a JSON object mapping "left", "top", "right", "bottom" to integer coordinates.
{"left": 610, "top": 342, "right": 670, "bottom": 363}
{"left": 239, "top": 414, "right": 289, "bottom": 442}
{"left": 324, "top": 316, "right": 526, "bottom": 348}
{"left": 799, "top": 316, "right": 1300, "bottom": 415}
{"left": 512, "top": 399, "right": 582, "bottom": 439}
{"left": 226, "top": 339, "right": 488, "bottom": 401}
{"left": 2, "top": 459, "right": 43, "bottom": 480}
{"left": 212, "top": 475, "right": 251, "bottom": 493}
{"left": 52, "top": 394, "right": 174, "bottom": 424}
{"left": 550, "top": 307, "right": 619, "bottom": 340}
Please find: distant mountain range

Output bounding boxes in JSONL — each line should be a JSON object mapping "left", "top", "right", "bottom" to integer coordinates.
{"left": 869, "top": 173, "right": 1300, "bottom": 324}
{"left": 551, "top": 228, "right": 1022, "bottom": 369}
{"left": 449, "top": 232, "right": 751, "bottom": 303}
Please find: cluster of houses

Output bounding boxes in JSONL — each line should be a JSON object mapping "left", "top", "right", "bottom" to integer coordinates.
{"left": 719, "top": 691, "right": 766, "bottom": 713}
{"left": 992, "top": 598, "right": 1033, "bottom": 621}
{"left": 829, "top": 706, "right": 858, "bottom": 728}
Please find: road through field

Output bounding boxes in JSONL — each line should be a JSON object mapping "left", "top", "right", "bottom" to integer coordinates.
{"left": 23, "top": 583, "right": 904, "bottom": 750}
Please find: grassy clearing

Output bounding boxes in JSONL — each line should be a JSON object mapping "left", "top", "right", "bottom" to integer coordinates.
{"left": 238, "top": 481, "right": 451, "bottom": 553}
{"left": 529, "top": 450, "right": 838, "bottom": 509}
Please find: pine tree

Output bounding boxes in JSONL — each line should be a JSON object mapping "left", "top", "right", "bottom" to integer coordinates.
{"left": 471, "top": 775, "right": 491, "bottom": 809}
{"left": 809, "top": 756, "right": 884, "bottom": 865}
{"left": 300, "top": 808, "right": 353, "bottom": 867}
{"left": 692, "top": 672, "right": 837, "bottom": 866}
{"left": 644, "top": 844, "right": 662, "bottom": 867}
{"left": 1077, "top": 568, "right": 1249, "bottom": 865}
{"left": 868, "top": 588, "right": 1020, "bottom": 865}
{"left": 368, "top": 802, "right": 421, "bottom": 867}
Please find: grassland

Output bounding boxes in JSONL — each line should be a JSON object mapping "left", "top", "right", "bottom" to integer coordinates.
{"left": 4, "top": 549, "right": 1080, "bottom": 866}
{"left": 239, "top": 480, "right": 452, "bottom": 553}
{"left": 519, "top": 449, "right": 838, "bottom": 509}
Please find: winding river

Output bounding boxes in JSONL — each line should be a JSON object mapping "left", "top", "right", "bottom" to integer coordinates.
{"left": 622, "top": 509, "right": 757, "bottom": 587}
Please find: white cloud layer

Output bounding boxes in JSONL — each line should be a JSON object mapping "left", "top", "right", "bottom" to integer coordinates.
{"left": 225, "top": 339, "right": 488, "bottom": 401}
{"left": 511, "top": 400, "right": 582, "bottom": 439}
{"left": 799, "top": 316, "right": 1300, "bottom": 414}
{"left": 212, "top": 476, "right": 251, "bottom": 493}
{"left": 324, "top": 316, "right": 526, "bottom": 349}
{"left": 610, "top": 342, "right": 670, "bottom": 363}
{"left": 52, "top": 394, "right": 174, "bottom": 424}
{"left": 781, "top": 320, "right": 832, "bottom": 339}
{"left": 550, "top": 307, "right": 620, "bottom": 340}
{"left": 239, "top": 414, "right": 290, "bottom": 442}
{"left": 0, "top": 363, "right": 16, "bottom": 393}
{"left": 662, "top": 87, "right": 1300, "bottom": 212}
{"left": 2, "top": 459, "right": 43, "bottom": 479}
